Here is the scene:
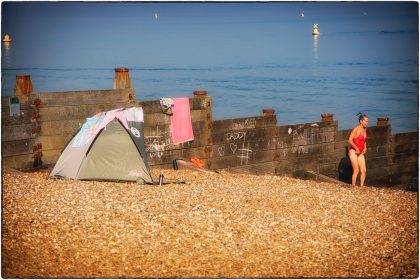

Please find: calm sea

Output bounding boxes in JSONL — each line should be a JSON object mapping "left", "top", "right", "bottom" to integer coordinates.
{"left": 1, "top": 2, "right": 418, "bottom": 133}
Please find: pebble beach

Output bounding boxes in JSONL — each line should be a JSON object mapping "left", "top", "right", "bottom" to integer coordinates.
{"left": 2, "top": 168, "right": 418, "bottom": 278}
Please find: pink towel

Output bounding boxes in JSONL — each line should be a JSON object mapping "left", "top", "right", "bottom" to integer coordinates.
{"left": 170, "top": 97, "right": 194, "bottom": 145}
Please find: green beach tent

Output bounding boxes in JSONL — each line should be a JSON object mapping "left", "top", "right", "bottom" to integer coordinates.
{"left": 49, "top": 108, "right": 153, "bottom": 183}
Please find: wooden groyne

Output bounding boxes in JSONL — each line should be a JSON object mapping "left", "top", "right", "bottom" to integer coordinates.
{"left": 2, "top": 69, "right": 418, "bottom": 188}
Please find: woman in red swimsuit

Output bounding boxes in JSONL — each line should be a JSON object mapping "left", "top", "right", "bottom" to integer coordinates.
{"left": 348, "top": 112, "right": 369, "bottom": 187}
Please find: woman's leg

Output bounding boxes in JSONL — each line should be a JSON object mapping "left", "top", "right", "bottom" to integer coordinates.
{"left": 358, "top": 154, "right": 367, "bottom": 187}
{"left": 348, "top": 149, "right": 360, "bottom": 186}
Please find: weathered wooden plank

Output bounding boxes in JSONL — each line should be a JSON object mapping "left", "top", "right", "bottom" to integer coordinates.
{"left": 144, "top": 120, "right": 208, "bottom": 149}
{"left": 182, "top": 109, "right": 210, "bottom": 124}
{"left": 2, "top": 154, "right": 34, "bottom": 171}
{"left": 35, "top": 89, "right": 135, "bottom": 107}
{"left": 365, "top": 156, "right": 389, "bottom": 169}
{"left": 3, "top": 148, "right": 61, "bottom": 171}
{"left": 2, "top": 109, "right": 33, "bottom": 126}
{"left": 145, "top": 135, "right": 206, "bottom": 155}
{"left": 366, "top": 136, "right": 389, "bottom": 147}
{"left": 35, "top": 134, "right": 73, "bottom": 151}
{"left": 278, "top": 120, "right": 338, "bottom": 132}
{"left": 39, "top": 119, "right": 84, "bottom": 136}
{"left": 147, "top": 135, "right": 281, "bottom": 167}
{"left": 207, "top": 149, "right": 276, "bottom": 170}
{"left": 391, "top": 169, "right": 418, "bottom": 186}
{"left": 278, "top": 142, "right": 336, "bottom": 160}
{"left": 36, "top": 149, "right": 61, "bottom": 167}
{"left": 263, "top": 115, "right": 277, "bottom": 127}
{"left": 37, "top": 102, "right": 134, "bottom": 121}
{"left": 366, "top": 125, "right": 391, "bottom": 137}
{"left": 277, "top": 152, "right": 337, "bottom": 168}
{"left": 277, "top": 124, "right": 337, "bottom": 148}
{"left": 2, "top": 95, "right": 33, "bottom": 111}
{"left": 143, "top": 113, "right": 171, "bottom": 127}
{"left": 365, "top": 145, "right": 388, "bottom": 158}
{"left": 212, "top": 126, "right": 278, "bottom": 145}
{"left": 212, "top": 116, "right": 275, "bottom": 131}
{"left": 336, "top": 129, "right": 352, "bottom": 141}
{"left": 393, "top": 141, "right": 418, "bottom": 154}
{"left": 2, "top": 124, "right": 35, "bottom": 141}
{"left": 2, "top": 138, "right": 38, "bottom": 157}
{"left": 391, "top": 163, "right": 418, "bottom": 175}
{"left": 143, "top": 109, "right": 208, "bottom": 127}
{"left": 140, "top": 96, "right": 212, "bottom": 114}
{"left": 210, "top": 138, "right": 280, "bottom": 158}
{"left": 393, "top": 132, "right": 418, "bottom": 145}
{"left": 392, "top": 153, "right": 418, "bottom": 165}
{"left": 365, "top": 167, "right": 391, "bottom": 186}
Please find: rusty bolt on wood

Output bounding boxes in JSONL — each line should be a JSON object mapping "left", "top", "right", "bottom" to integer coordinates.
{"left": 31, "top": 112, "right": 41, "bottom": 123}
{"left": 31, "top": 98, "right": 43, "bottom": 108}
{"left": 193, "top": 90, "right": 207, "bottom": 97}
{"left": 321, "top": 113, "right": 334, "bottom": 122}
{"left": 31, "top": 127, "right": 41, "bottom": 135}
{"left": 262, "top": 108, "right": 275, "bottom": 116}
{"left": 32, "top": 143, "right": 42, "bottom": 152}
{"left": 377, "top": 117, "right": 389, "bottom": 126}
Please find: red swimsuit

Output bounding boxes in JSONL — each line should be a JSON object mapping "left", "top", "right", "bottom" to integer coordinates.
{"left": 353, "top": 133, "right": 367, "bottom": 154}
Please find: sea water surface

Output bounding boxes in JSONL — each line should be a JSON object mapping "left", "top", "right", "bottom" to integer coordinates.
{"left": 1, "top": 2, "right": 418, "bottom": 133}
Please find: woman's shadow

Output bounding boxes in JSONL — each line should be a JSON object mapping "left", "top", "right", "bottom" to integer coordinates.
{"left": 338, "top": 146, "right": 353, "bottom": 184}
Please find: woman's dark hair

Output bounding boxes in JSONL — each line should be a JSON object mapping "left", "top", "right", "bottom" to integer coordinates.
{"left": 356, "top": 112, "right": 368, "bottom": 122}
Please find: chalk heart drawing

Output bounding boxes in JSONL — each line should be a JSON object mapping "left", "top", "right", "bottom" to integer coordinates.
{"left": 218, "top": 146, "right": 225, "bottom": 156}
{"left": 230, "top": 143, "right": 237, "bottom": 154}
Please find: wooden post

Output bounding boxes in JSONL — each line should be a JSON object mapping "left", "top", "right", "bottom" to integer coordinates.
{"left": 14, "top": 74, "right": 33, "bottom": 103}
{"left": 262, "top": 108, "right": 275, "bottom": 116}
{"left": 377, "top": 117, "right": 389, "bottom": 126}
{"left": 193, "top": 90, "right": 207, "bottom": 97}
{"left": 193, "top": 90, "right": 213, "bottom": 167}
{"left": 321, "top": 113, "right": 334, "bottom": 122}
{"left": 113, "top": 67, "right": 131, "bottom": 89}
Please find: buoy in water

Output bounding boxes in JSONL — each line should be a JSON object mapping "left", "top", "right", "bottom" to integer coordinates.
{"left": 3, "top": 34, "right": 11, "bottom": 42}
{"left": 312, "top": 24, "right": 320, "bottom": 35}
